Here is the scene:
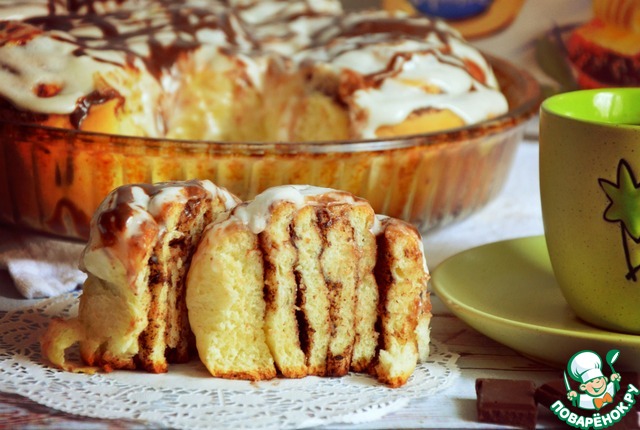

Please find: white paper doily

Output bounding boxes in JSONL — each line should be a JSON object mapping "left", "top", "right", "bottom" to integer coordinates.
{"left": 0, "top": 293, "right": 459, "bottom": 429}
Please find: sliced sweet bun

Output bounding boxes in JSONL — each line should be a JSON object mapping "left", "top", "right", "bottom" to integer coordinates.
{"left": 259, "top": 199, "right": 309, "bottom": 378}
{"left": 289, "top": 204, "right": 333, "bottom": 375}
{"left": 1, "top": 0, "right": 506, "bottom": 142}
{"left": 294, "top": 10, "right": 508, "bottom": 140}
{"left": 41, "top": 179, "right": 240, "bottom": 373}
{"left": 316, "top": 202, "right": 360, "bottom": 376}
{"left": 348, "top": 204, "right": 379, "bottom": 373}
{"left": 197, "top": 185, "right": 430, "bottom": 385}
{"left": 41, "top": 180, "right": 431, "bottom": 387}
{"left": 0, "top": 20, "right": 164, "bottom": 136}
{"left": 227, "top": 185, "right": 374, "bottom": 378}
{"left": 372, "top": 215, "right": 431, "bottom": 388}
{"left": 186, "top": 217, "right": 276, "bottom": 381}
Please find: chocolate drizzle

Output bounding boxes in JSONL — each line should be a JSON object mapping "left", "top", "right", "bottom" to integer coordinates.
{"left": 25, "top": 2, "right": 246, "bottom": 79}
{"left": 96, "top": 180, "right": 217, "bottom": 247}
{"left": 1, "top": 1, "right": 504, "bottom": 136}
{"left": 12, "top": 1, "right": 256, "bottom": 120}
{"left": 70, "top": 89, "right": 120, "bottom": 128}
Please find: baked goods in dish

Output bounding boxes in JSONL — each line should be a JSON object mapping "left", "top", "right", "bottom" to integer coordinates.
{"left": 187, "top": 185, "right": 431, "bottom": 387}
{"left": 41, "top": 179, "right": 240, "bottom": 373}
{"left": 0, "top": 0, "right": 508, "bottom": 141}
{"left": 0, "top": 0, "right": 530, "bottom": 243}
{"left": 567, "top": 0, "right": 640, "bottom": 88}
{"left": 279, "top": 10, "right": 508, "bottom": 140}
{"left": 42, "top": 182, "right": 431, "bottom": 387}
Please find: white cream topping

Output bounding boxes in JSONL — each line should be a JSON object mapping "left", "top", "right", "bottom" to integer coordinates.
{"left": 234, "top": 0, "right": 342, "bottom": 25}
{"left": 143, "top": 181, "right": 237, "bottom": 235}
{"left": 147, "top": 186, "right": 188, "bottom": 219}
{"left": 297, "top": 12, "right": 509, "bottom": 138}
{"left": 233, "top": 185, "right": 338, "bottom": 234}
{"left": 81, "top": 184, "right": 155, "bottom": 281}
{"left": 123, "top": 189, "right": 154, "bottom": 241}
{"left": 0, "top": 34, "right": 118, "bottom": 114}
{"left": 199, "top": 180, "right": 241, "bottom": 210}
{"left": 371, "top": 214, "right": 389, "bottom": 236}
{"left": 0, "top": 3, "right": 48, "bottom": 20}
{"left": 0, "top": 0, "right": 507, "bottom": 139}
{"left": 353, "top": 81, "right": 508, "bottom": 138}
{"left": 85, "top": 180, "right": 238, "bottom": 269}
{"left": 417, "top": 238, "right": 430, "bottom": 275}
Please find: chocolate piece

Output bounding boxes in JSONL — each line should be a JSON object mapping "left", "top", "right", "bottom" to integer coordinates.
{"left": 476, "top": 378, "right": 537, "bottom": 430}
{"left": 535, "top": 378, "right": 569, "bottom": 409}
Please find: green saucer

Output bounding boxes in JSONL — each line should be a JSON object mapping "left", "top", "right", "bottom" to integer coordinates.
{"left": 431, "top": 236, "right": 640, "bottom": 370}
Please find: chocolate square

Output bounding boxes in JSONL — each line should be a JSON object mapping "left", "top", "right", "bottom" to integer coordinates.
{"left": 476, "top": 378, "right": 537, "bottom": 429}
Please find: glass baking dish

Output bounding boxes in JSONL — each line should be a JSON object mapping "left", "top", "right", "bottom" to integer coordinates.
{"left": 0, "top": 55, "right": 540, "bottom": 241}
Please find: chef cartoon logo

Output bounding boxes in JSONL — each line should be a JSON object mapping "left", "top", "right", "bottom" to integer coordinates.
{"left": 550, "top": 349, "right": 639, "bottom": 429}
{"left": 599, "top": 159, "right": 640, "bottom": 281}
{"left": 565, "top": 350, "right": 620, "bottom": 411}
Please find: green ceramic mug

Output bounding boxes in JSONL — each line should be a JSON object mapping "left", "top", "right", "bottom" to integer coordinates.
{"left": 540, "top": 88, "right": 640, "bottom": 334}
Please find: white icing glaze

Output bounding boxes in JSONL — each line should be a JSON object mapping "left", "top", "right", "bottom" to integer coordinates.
{"left": 297, "top": 11, "right": 509, "bottom": 138}
{"left": 0, "top": 0, "right": 507, "bottom": 139}
{"left": 0, "top": 33, "right": 117, "bottom": 114}
{"left": 199, "top": 180, "right": 242, "bottom": 211}
{"left": 0, "top": 3, "right": 49, "bottom": 20}
{"left": 81, "top": 185, "right": 155, "bottom": 282}
{"left": 147, "top": 186, "right": 189, "bottom": 219}
{"left": 371, "top": 214, "right": 389, "bottom": 236}
{"left": 232, "top": 185, "right": 338, "bottom": 234}
{"left": 354, "top": 81, "right": 508, "bottom": 138}
{"left": 417, "top": 238, "right": 430, "bottom": 276}
{"left": 83, "top": 180, "right": 238, "bottom": 276}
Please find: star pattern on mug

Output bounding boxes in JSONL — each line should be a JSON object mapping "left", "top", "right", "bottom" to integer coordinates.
{"left": 599, "top": 158, "right": 640, "bottom": 282}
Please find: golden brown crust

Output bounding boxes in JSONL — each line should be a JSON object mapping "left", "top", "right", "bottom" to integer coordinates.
{"left": 370, "top": 217, "right": 430, "bottom": 387}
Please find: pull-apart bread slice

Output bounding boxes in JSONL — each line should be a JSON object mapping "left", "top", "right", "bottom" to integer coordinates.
{"left": 185, "top": 216, "right": 277, "bottom": 381}
{"left": 42, "top": 181, "right": 430, "bottom": 387}
{"left": 372, "top": 216, "right": 432, "bottom": 387}
{"left": 186, "top": 185, "right": 431, "bottom": 386}
{"left": 41, "top": 180, "right": 240, "bottom": 373}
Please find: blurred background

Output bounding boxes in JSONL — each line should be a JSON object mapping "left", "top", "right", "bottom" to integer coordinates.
{"left": 343, "top": 0, "right": 593, "bottom": 95}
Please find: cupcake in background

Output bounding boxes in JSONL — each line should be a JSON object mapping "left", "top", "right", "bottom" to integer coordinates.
{"left": 566, "top": 0, "right": 640, "bottom": 88}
